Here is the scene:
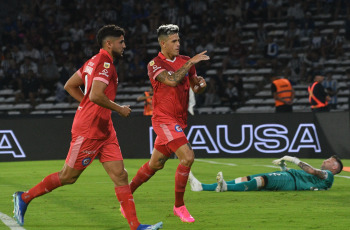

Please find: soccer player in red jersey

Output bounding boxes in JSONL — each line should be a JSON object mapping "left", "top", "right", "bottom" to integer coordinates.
{"left": 13, "top": 25, "right": 162, "bottom": 230}
{"left": 126, "top": 24, "right": 210, "bottom": 223}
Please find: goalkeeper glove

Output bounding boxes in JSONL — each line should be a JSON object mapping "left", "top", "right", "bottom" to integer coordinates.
{"left": 281, "top": 156, "right": 301, "bottom": 165}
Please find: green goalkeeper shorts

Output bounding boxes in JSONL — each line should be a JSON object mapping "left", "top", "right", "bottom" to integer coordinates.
{"left": 248, "top": 171, "right": 296, "bottom": 191}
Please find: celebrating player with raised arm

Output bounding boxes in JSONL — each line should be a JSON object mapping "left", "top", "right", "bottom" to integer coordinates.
{"left": 13, "top": 25, "right": 162, "bottom": 230}
{"left": 121, "top": 24, "right": 209, "bottom": 223}
{"left": 189, "top": 156, "right": 343, "bottom": 192}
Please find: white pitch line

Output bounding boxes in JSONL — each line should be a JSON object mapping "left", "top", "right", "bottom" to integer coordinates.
{"left": 0, "top": 212, "right": 26, "bottom": 230}
{"left": 195, "top": 159, "right": 237, "bottom": 166}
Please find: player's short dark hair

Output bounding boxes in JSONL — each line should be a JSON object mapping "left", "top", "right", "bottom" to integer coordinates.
{"left": 331, "top": 155, "right": 343, "bottom": 174}
{"left": 157, "top": 24, "right": 179, "bottom": 39}
{"left": 96, "top": 25, "right": 125, "bottom": 48}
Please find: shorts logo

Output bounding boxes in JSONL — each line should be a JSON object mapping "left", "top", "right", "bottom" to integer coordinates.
{"left": 104, "top": 62, "right": 110, "bottom": 68}
{"left": 175, "top": 125, "right": 183, "bottom": 132}
{"left": 82, "top": 157, "right": 91, "bottom": 166}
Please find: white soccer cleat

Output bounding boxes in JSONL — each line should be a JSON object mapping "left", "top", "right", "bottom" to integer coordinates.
{"left": 188, "top": 171, "right": 203, "bottom": 192}
{"left": 215, "top": 172, "right": 227, "bottom": 192}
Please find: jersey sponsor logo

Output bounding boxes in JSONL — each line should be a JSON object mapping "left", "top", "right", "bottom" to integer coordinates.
{"left": 88, "top": 61, "right": 94, "bottom": 67}
{"left": 0, "top": 130, "right": 26, "bottom": 158}
{"left": 84, "top": 65, "right": 93, "bottom": 75}
{"left": 175, "top": 125, "right": 183, "bottom": 132}
{"left": 104, "top": 62, "right": 110, "bottom": 68}
{"left": 149, "top": 60, "right": 155, "bottom": 66}
{"left": 152, "top": 64, "right": 161, "bottom": 73}
{"left": 82, "top": 157, "right": 91, "bottom": 166}
{"left": 99, "top": 69, "right": 109, "bottom": 77}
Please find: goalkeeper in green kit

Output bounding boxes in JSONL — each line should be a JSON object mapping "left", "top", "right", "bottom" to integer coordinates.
{"left": 189, "top": 156, "right": 343, "bottom": 192}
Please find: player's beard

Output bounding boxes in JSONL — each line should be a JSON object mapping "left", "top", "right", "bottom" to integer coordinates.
{"left": 112, "top": 50, "right": 123, "bottom": 60}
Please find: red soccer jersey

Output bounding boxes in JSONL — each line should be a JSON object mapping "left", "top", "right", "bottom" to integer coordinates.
{"left": 71, "top": 49, "right": 118, "bottom": 139}
{"left": 148, "top": 52, "right": 197, "bottom": 128}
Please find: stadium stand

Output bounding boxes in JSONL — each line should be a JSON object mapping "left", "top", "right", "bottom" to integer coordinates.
{"left": 0, "top": 0, "right": 349, "bottom": 116}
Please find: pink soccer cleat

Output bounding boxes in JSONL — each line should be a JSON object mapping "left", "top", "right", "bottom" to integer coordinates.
{"left": 119, "top": 205, "right": 126, "bottom": 218}
{"left": 173, "top": 205, "right": 195, "bottom": 223}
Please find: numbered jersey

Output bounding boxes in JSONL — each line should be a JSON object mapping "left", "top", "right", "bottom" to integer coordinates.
{"left": 72, "top": 49, "right": 118, "bottom": 139}
{"left": 147, "top": 52, "right": 197, "bottom": 128}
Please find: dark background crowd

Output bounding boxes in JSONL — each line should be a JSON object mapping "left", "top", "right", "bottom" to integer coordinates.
{"left": 1, "top": 0, "right": 350, "bottom": 111}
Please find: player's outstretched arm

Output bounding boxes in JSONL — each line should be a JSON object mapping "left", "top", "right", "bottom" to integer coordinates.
{"left": 64, "top": 72, "right": 84, "bottom": 102}
{"left": 156, "top": 51, "right": 210, "bottom": 87}
{"left": 90, "top": 80, "right": 131, "bottom": 117}
{"left": 277, "top": 156, "right": 327, "bottom": 179}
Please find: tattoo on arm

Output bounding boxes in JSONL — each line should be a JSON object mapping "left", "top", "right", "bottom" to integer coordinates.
{"left": 298, "top": 162, "right": 327, "bottom": 179}
{"left": 156, "top": 60, "right": 193, "bottom": 84}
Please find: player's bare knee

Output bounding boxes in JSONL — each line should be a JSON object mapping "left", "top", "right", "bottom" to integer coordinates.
{"left": 179, "top": 151, "right": 194, "bottom": 167}
{"left": 150, "top": 156, "right": 167, "bottom": 171}
{"left": 59, "top": 173, "right": 78, "bottom": 185}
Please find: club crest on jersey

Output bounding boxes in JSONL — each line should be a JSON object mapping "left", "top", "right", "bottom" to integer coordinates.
{"left": 149, "top": 60, "right": 155, "bottom": 66}
{"left": 104, "top": 62, "right": 110, "bottom": 68}
{"left": 175, "top": 125, "right": 183, "bottom": 132}
{"left": 82, "top": 157, "right": 91, "bottom": 166}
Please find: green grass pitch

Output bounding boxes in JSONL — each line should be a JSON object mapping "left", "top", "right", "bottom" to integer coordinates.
{"left": 1, "top": 158, "right": 350, "bottom": 230}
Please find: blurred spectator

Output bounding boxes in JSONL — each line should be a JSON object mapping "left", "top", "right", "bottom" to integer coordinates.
{"left": 56, "top": 62, "right": 74, "bottom": 102}
{"left": 11, "top": 45, "right": 24, "bottom": 64}
{"left": 300, "top": 11, "right": 315, "bottom": 37}
{"left": 286, "top": 0, "right": 304, "bottom": 25}
{"left": 245, "top": 0, "right": 268, "bottom": 22}
{"left": 267, "top": 0, "right": 282, "bottom": 22}
{"left": 284, "top": 21, "right": 300, "bottom": 50}
{"left": 225, "top": 0, "right": 243, "bottom": 21}
{"left": 286, "top": 51, "right": 305, "bottom": 85}
{"left": 165, "top": 0, "right": 179, "bottom": 24}
{"left": 331, "top": 28, "right": 345, "bottom": 59}
{"left": 252, "top": 21, "right": 267, "bottom": 54}
{"left": 204, "top": 77, "right": 221, "bottom": 106}
{"left": 40, "top": 45, "right": 55, "bottom": 64}
{"left": 15, "top": 69, "right": 41, "bottom": 106}
{"left": 130, "top": 19, "right": 149, "bottom": 47}
{"left": 223, "top": 36, "right": 247, "bottom": 70}
{"left": 309, "top": 28, "right": 323, "bottom": 51}
{"left": 129, "top": 54, "right": 147, "bottom": 85}
{"left": 137, "top": 87, "right": 153, "bottom": 116}
{"left": 195, "top": 36, "right": 214, "bottom": 58}
{"left": 40, "top": 55, "right": 59, "bottom": 93}
{"left": 322, "top": 71, "right": 338, "bottom": 110}
{"left": 23, "top": 43, "right": 41, "bottom": 61}
{"left": 176, "top": 8, "right": 191, "bottom": 29}
{"left": 303, "top": 50, "right": 324, "bottom": 82}
{"left": 20, "top": 57, "right": 38, "bottom": 76}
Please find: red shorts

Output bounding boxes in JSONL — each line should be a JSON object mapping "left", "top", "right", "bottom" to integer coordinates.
{"left": 65, "top": 132, "right": 123, "bottom": 170}
{"left": 153, "top": 122, "right": 189, "bottom": 157}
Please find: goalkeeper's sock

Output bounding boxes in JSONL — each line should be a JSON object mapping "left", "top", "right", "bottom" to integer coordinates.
{"left": 115, "top": 185, "right": 140, "bottom": 230}
{"left": 22, "top": 172, "right": 62, "bottom": 204}
{"left": 201, "top": 183, "right": 217, "bottom": 191}
{"left": 227, "top": 178, "right": 259, "bottom": 191}
{"left": 226, "top": 177, "right": 244, "bottom": 185}
{"left": 129, "top": 161, "right": 155, "bottom": 194}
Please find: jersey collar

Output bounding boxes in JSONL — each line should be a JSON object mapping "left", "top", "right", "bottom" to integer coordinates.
{"left": 100, "top": 49, "right": 113, "bottom": 62}
{"left": 158, "top": 52, "right": 176, "bottom": 62}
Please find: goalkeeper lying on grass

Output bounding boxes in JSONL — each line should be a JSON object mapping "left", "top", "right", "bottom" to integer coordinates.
{"left": 189, "top": 156, "right": 343, "bottom": 192}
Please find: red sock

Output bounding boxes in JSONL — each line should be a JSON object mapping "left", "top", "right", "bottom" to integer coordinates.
{"left": 21, "top": 172, "right": 62, "bottom": 204}
{"left": 175, "top": 164, "right": 191, "bottom": 207}
{"left": 115, "top": 185, "right": 140, "bottom": 230}
{"left": 129, "top": 161, "right": 155, "bottom": 194}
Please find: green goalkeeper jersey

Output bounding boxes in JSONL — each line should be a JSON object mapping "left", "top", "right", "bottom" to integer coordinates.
{"left": 287, "top": 169, "right": 334, "bottom": 191}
